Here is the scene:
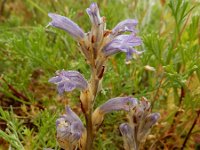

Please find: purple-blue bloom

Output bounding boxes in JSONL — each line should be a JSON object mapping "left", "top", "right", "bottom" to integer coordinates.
{"left": 112, "top": 19, "right": 138, "bottom": 36}
{"left": 56, "top": 106, "right": 84, "bottom": 148}
{"left": 86, "top": 3, "right": 102, "bottom": 26}
{"left": 92, "top": 97, "right": 138, "bottom": 129}
{"left": 119, "top": 123, "right": 136, "bottom": 150}
{"left": 48, "top": 13, "right": 85, "bottom": 40}
{"left": 144, "top": 113, "right": 160, "bottom": 129}
{"left": 49, "top": 70, "right": 88, "bottom": 94}
{"left": 120, "top": 98, "right": 160, "bottom": 149}
{"left": 98, "top": 97, "right": 138, "bottom": 113}
{"left": 137, "top": 113, "right": 160, "bottom": 140}
{"left": 103, "top": 34, "right": 142, "bottom": 61}
{"left": 119, "top": 123, "right": 132, "bottom": 136}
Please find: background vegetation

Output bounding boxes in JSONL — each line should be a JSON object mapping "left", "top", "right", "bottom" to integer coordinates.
{"left": 0, "top": 0, "right": 199, "bottom": 149}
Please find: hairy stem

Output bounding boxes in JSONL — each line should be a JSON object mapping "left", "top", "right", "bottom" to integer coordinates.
{"left": 85, "top": 110, "right": 93, "bottom": 150}
{"left": 85, "top": 70, "right": 100, "bottom": 150}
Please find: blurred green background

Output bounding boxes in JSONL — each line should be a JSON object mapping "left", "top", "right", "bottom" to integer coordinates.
{"left": 0, "top": 0, "right": 199, "bottom": 149}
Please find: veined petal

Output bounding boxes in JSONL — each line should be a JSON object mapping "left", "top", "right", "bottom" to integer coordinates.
{"left": 112, "top": 19, "right": 138, "bottom": 36}
{"left": 98, "top": 97, "right": 138, "bottom": 114}
{"left": 117, "top": 34, "right": 142, "bottom": 47}
{"left": 48, "top": 13, "right": 84, "bottom": 40}
{"left": 56, "top": 106, "right": 84, "bottom": 149}
{"left": 49, "top": 70, "right": 88, "bottom": 94}
{"left": 86, "top": 3, "right": 102, "bottom": 26}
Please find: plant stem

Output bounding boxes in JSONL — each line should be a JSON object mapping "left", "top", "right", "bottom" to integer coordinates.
{"left": 134, "top": 126, "right": 140, "bottom": 150}
{"left": 85, "top": 70, "right": 100, "bottom": 150}
{"left": 85, "top": 110, "right": 93, "bottom": 150}
{"left": 180, "top": 110, "right": 200, "bottom": 150}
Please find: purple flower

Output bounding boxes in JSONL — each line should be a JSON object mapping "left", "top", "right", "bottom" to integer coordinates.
{"left": 103, "top": 34, "right": 142, "bottom": 61}
{"left": 48, "top": 13, "right": 85, "bottom": 40}
{"left": 137, "top": 113, "right": 160, "bottom": 140}
{"left": 119, "top": 123, "right": 136, "bottom": 150}
{"left": 145, "top": 113, "right": 160, "bottom": 127}
{"left": 92, "top": 97, "right": 138, "bottom": 129}
{"left": 56, "top": 106, "right": 84, "bottom": 149}
{"left": 112, "top": 19, "right": 138, "bottom": 36}
{"left": 98, "top": 97, "right": 138, "bottom": 113}
{"left": 119, "top": 123, "right": 133, "bottom": 137}
{"left": 120, "top": 98, "right": 160, "bottom": 150}
{"left": 49, "top": 70, "right": 88, "bottom": 94}
{"left": 86, "top": 3, "right": 102, "bottom": 26}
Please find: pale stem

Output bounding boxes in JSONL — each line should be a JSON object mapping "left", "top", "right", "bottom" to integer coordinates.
{"left": 85, "top": 68, "right": 100, "bottom": 150}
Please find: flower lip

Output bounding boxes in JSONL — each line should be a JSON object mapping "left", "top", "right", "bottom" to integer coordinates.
{"left": 48, "top": 13, "right": 85, "bottom": 40}
{"left": 112, "top": 19, "right": 138, "bottom": 36}
{"left": 102, "top": 34, "right": 142, "bottom": 60}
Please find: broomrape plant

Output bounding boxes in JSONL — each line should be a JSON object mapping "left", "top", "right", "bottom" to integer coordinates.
{"left": 48, "top": 2, "right": 159, "bottom": 150}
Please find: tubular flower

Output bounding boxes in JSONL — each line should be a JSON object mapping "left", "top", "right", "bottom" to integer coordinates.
{"left": 86, "top": 2, "right": 102, "bottom": 26}
{"left": 86, "top": 2, "right": 105, "bottom": 55}
{"left": 119, "top": 123, "right": 136, "bottom": 150}
{"left": 92, "top": 97, "right": 138, "bottom": 129}
{"left": 137, "top": 113, "right": 160, "bottom": 141}
{"left": 56, "top": 106, "right": 85, "bottom": 150}
{"left": 120, "top": 98, "right": 160, "bottom": 150}
{"left": 49, "top": 70, "right": 88, "bottom": 94}
{"left": 97, "top": 97, "right": 137, "bottom": 113}
{"left": 48, "top": 13, "right": 85, "bottom": 40}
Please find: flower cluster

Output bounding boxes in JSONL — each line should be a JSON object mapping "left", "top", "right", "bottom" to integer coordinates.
{"left": 48, "top": 2, "right": 142, "bottom": 65}
{"left": 119, "top": 98, "right": 160, "bottom": 150}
